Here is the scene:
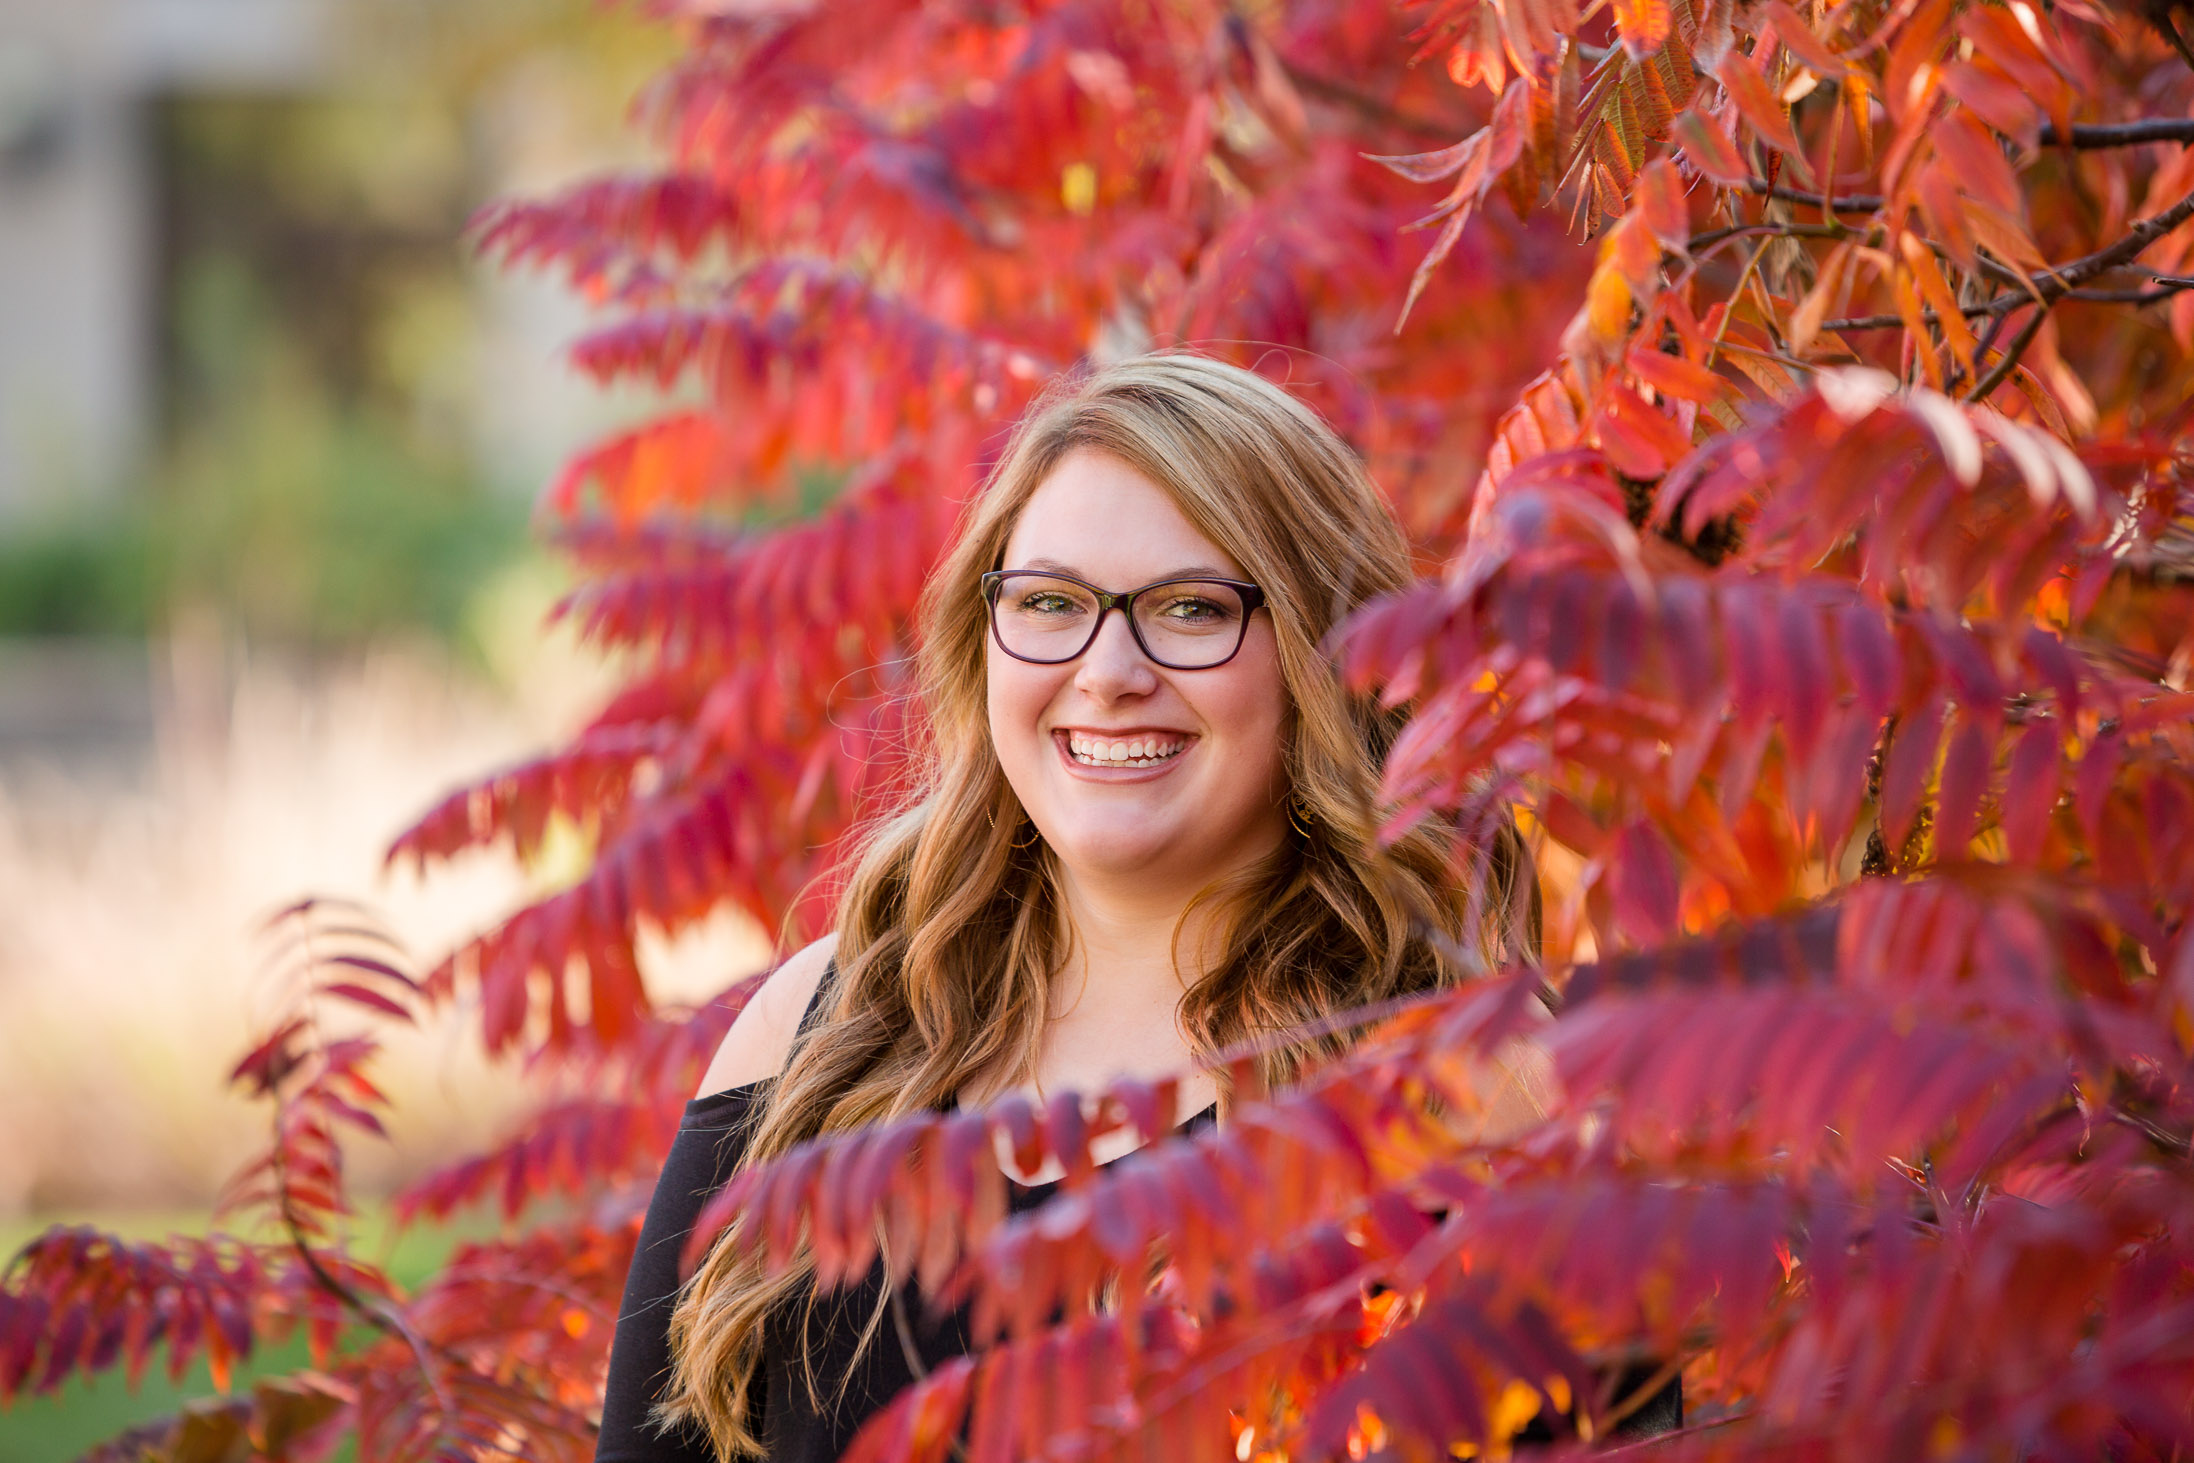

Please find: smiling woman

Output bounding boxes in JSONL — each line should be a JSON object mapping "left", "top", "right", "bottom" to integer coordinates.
{"left": 595, "top": 352, "right": 1545, "bottom": 1462}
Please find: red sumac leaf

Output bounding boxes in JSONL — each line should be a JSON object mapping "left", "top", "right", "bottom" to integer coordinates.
{"left": 319, "top": 982, "right": 414, "bottom": 1022}
{"left": 1615, "top": 0, "right": 1674, "bottom": 58}
{"left": 1932, "top": 713, "right": 1992, "bottom": 859}
{"left": 1672, "top": 108, "right": 1750, "bottom": 186}
{"left": 1627, "top": 342, "right": 1729, "bottom": 403}
{"left": 1834, "top": 603, "right": 1900, "bottom": 716}
{"left": 1598, "top": 383, "right": 1693, "bottom": 476}
{"left": 1762, "top": 1, "right": 1850, "bottom": 75}
{"left": 1880, "top": 696, "right": 1947, "bottom": 854}
{"left": 1999, "top": 717, "right": 2062, "bottom": 863}
{"left": 1716, "top": 51, "right": 1805, "bottom": 159}
{"left": 1609, "top": 821, "right": 1682, "bottom": 943}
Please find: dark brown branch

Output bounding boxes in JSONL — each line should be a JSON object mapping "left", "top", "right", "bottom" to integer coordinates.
{"left": 1964, "top": 299, "right": 2053, "bottom": 402}
{"left": 1688, "top": 220, "right": 1857, "bottom": 252}
{"left": 2040, "top": 118, "right": 2194, "bottom": 148}
{"left": 1743, "top": 177, "right": 1885, "bottom": 213}
{"left": 2065, "top": 277, "right": 2194, "bottom": 304}
{"left": 1954, "top": 187, "right": 2194, "bottom": 386}
{"left": 1822, "top": 308, "right": 1984, "bottom": 331}
{"left": 2038, "top": 187, "right": 2194, "bottom": 293}
{"left": 1820, "top": 274, "right": 2194, "bottom": 330}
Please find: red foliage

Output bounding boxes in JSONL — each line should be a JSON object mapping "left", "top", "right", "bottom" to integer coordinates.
{"left": 8, "top": 0, "right": 2194, "bottom": 1459}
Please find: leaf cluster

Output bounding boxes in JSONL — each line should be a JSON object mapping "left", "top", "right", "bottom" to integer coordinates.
{"left": 10, "top": 0, "right": 2194, "bottom": 1459}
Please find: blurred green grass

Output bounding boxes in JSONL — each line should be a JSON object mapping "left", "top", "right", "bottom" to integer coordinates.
{"left": 0, "top": 1205, "right": 503, "bottom": 1463}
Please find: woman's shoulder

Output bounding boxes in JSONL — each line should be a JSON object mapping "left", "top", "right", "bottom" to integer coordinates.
{"left": 693, "top": 931, "right": 841, "bottom": 1098}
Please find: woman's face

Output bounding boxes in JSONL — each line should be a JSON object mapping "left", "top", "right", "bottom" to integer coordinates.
{"left": 987, "top": 448, "right": 1292, "bottom": 890}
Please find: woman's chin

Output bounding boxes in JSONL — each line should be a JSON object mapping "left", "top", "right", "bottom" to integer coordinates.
{"left": 1047, "top": 825, "right": 1197, "bottom": 883}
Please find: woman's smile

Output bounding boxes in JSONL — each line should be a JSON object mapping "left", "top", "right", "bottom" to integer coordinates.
{"left": 1054, "top": 727, "right": 1198, "bottom": 776}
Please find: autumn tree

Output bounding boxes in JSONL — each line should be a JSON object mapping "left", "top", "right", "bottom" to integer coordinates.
{"left": 7, "top": 0, "right": 2194, "bottom": 1458}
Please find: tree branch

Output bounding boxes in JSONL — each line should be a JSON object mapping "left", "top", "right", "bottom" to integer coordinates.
{"left": 2039, "top": 118, "right": 2194, "bottom": 147}
{"left": 1821, "top": 274, "right": 2194, "bottom": 330}
{"left": 1743, "top": 177, "right": 1885, "bottom": 214}
{"left": 2037, "top": 187, "right": 2194, "bottom": 293}
{"left": 1963, "top": 300, "right": 2053, "bottom": 402}
{"left": 1688, "top": 220, "right": 1856, "bottom": 253}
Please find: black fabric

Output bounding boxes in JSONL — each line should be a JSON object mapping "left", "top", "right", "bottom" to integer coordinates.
{"left": 596, "top": 970, "right": 1219, "bottom": 1462}
{"left": 595, "top": 970, "right": 1678, "bottom": 1461}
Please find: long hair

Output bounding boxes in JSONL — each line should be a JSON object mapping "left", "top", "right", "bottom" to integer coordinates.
{"left": 661, "top": 351, "right": 1527, "bottom": 1457}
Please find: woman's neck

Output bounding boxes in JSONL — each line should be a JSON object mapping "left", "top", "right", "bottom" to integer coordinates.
{"left": 1045, "top": 861, "right": 1230, "bottom": 1018}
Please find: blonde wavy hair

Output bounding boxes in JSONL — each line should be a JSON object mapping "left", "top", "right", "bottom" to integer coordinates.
{"left": 661, "top": 350, "right": 1526, "bottom": 1457}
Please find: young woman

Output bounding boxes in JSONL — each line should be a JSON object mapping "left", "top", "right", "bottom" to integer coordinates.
{"left": 595, "top": 352, "right": 1535, "bottom": 1463}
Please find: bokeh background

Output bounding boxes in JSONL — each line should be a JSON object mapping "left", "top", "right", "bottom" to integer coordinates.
{"left": 0, "top": 3, "right": 765, "bottom": 1452}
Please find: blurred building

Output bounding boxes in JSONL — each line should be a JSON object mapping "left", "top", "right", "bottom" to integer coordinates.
{"left": 0, "top": 0, "right": 334, "bottom": 520}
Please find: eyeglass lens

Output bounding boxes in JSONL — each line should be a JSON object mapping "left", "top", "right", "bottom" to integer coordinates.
{"left": 989, "top": 573, "right": 1250, "bottom": 668}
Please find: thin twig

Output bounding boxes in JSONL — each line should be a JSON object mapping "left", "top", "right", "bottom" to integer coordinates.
{"left": 2040, "top": 117, "right": 2194, "bottom": 148}
{"left": 1688, "top": 220, "right": 1855, "bottom": 252}
{"left": 2034, "top": 186, "right": 2194, "bottom": 295}
{"left": 1821, "top": 274, "right": 2194, "bottom": 330}
{"left": 1741, "top": 177, "right": 1884, "bottom": 213}
{"left": 2111, "top": 1106, "right": 2194, "bottom": 1158}
{"left": 2069, "top": 278, "right": 2194, "bottom": 303}
{"left": 1705, "top": 236, "right": 1775, "bottom": 369}
{"left": 1600, "top": 1350, "right": 1694, "bottom": 1430}
{"left": 1964, "top": 300, "right": 2053, "bottom": 402}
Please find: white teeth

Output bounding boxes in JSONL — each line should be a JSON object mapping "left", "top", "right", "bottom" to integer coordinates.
{"left": 1066, "top": 734, "right": 1185, "bottom": 767}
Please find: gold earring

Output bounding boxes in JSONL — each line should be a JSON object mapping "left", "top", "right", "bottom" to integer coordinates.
{"left": 1010, "top": 818, "right": 1043, "bottom": 850}
{"left": 1288, "top": 795, "right": 1316, "bottom": 838}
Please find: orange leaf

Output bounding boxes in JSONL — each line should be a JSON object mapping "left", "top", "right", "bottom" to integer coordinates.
{"left": 1898, "top": 231, "right": 1981, "bottom": 369}
{"left": 1616, "top": 0, "right": 1674, "bottom": 58}
{"left": 1672, "top": 108, "right": 1750, "bottom": 186}
{"left": 1585, "top": 260, "right": 1636, "bottom": 342}
{"left": 1958, "top": 5, "right": 2075, "bottom": 138}
{"left": 1717, "top": 50, "right": 1806, "bottom": 161}
{"left": 1626, "top": 342, "right": 1734, "bottom": 403}
{"left": 1447, "top": 5, "right": 1509, "bottom": 92}
{"left": 1931, "top": 113, "right": 2024, "bottom": 216}
{"left": 1963, "top": 197, "right": 2049, "bottom": 277}
{"left": 1761, "top": 1, "right": 1849, "bottom": 76}
{"left": 1634, "top": 156, "right": 1691, "bottom": 248}
{"left": 1787, "top": 242, "right": 1853, "bottom": 355}
{"left": 1597, "top": 381, "right": 1695, "bottom": 474}
{"left": 1939, "top": 59, "right": 2042, "bottom": 147}
{"left": 1916, "top": 166, "right": 1977, "bottom": 273}
{"left": 1612, "top": 212, "right": 1664, "bottom": 288}
{"left": 1890, "top": 265, "right": 1947, "bottom": 389}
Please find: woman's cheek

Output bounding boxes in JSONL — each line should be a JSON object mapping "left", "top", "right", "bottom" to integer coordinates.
{"left": 985, "top": 657, "right": 1056, "bottom": 797}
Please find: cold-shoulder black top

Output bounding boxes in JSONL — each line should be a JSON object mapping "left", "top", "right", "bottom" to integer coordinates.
{"left": 594, "top": 972, "right": 1221, "bottom": 1462}
{"left": 594, "top": 972, "right": 1678, "bottom": 1461}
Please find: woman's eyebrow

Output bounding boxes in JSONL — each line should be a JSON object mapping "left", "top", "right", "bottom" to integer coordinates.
{"left": 1013, "top": 556, "right": 1238, "bottom": 580}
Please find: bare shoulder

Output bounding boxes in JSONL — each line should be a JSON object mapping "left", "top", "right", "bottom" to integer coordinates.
{"left": 695, "top": 931, "right": 841, "bottom": 1098}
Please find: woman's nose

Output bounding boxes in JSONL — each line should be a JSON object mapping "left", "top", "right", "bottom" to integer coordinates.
{"left": 1073, "top": 608, "right": 1160, "bottom": 699}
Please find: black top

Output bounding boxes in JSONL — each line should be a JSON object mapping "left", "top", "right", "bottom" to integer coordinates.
{"left": 595, "top": 973, "right": 1220, "bottom": 1462}
{"left": 595, "top": 973, "right": 1678, "bottom": 1461}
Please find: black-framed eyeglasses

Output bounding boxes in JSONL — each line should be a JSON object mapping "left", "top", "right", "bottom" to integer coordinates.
{"left": 981, "top": 569, "right": 1268, "bottom": 670}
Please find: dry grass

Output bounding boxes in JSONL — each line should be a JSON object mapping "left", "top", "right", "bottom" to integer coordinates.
{"left": 0, "top": 589, "right": 767, "bottom": 1220}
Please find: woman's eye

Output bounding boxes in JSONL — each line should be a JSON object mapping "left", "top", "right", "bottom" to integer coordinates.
{"left": 1157, "top": 596, "right": 1228, "bottom": 624}
{"left": 1019, "top": 593, "right": 1081, "bottom": 616}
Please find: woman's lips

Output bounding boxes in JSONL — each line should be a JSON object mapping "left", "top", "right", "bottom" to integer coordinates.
{"left": 1052, "top": 729, "right": 1196, "bottom": 781}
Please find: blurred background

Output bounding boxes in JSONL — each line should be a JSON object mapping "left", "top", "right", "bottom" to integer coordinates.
{"left": 0, "top": 1, "right": 761, "bottom": 1451}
